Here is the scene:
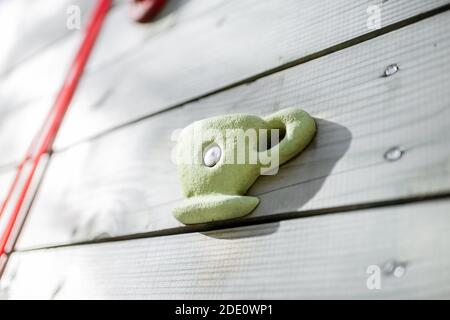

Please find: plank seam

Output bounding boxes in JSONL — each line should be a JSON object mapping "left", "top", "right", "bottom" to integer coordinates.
{"left": 53, "top": 2, "right": 450, "bottom": 153}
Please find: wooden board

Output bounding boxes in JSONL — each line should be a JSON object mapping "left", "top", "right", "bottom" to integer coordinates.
{"left": 0, "top": 0, "right": 95, "bottom": 76}
{"left": 16, "top": 12, "right": 450, "bottom": 249}
{"left": 54, "top": 0, "right": 450, "bottom": 147}
{"left": 0, "top": 168, "right": 16, "bottom": 254}
{"left": 3, "top": 199, "right": 450, "bottom": 299}
{"left": 0, "top": 169, "right": 15, "bottom": 206}
{"left": 85, "top": 0, "right": 230, "bottom": 72}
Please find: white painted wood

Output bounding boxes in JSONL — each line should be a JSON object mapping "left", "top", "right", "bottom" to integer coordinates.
{"left": 4, "top": 200, "right": 450, "bottom": 299}
{"left": 16, "top": 12, "right": 450, "bottom": 249}
{"left": 55, "top": 0, "right": 450, "bottom": 147}
{"left": 85, "top": 0, "right": 227, "bottom": 72}
{"left": 0, "top": 0, "right": 94, "bottom": 76}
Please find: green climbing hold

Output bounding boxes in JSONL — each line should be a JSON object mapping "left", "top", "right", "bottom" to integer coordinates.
{"left": 173, "top": 107, "right": 316, "bottom": 224}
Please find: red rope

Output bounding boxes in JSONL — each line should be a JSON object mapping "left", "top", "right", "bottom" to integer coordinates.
{"left": 0, "top": 0, "right": 112, "bottom": 258}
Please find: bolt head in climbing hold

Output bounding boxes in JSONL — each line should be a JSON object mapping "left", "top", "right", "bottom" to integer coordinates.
{"left": 130, "top": 0, "right": 166, "bottom": 23}
{"left": 203, "top": 144, "right": 222, "bottom": 167}
{"left": 384, "top": 64, "right": 399, "bottom": 77}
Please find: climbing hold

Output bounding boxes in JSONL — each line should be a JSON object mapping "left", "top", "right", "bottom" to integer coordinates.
{"left": 384, "top": 64, "right": 399, "bottom": 77}
{"left": 173, "top": 108, "right": 316, "bottom": 224}
{"left": 130, "top": 0, "right": 166, "bottom": 23}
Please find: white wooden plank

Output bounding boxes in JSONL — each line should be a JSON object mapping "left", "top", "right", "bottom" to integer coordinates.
{"left": 15, "top": 12, "right": 450, "bottom": 249}
{"left": 0, "top": 168, "right": 17, "bottom": 257}
{"left": 0, "top": 0, "right": 95, "bottom": 76}
{"left": 0, "top": 0, "right": 95, "bottom": 167}
{"left": 55, "top": 0, "right": 450, "bottom": 148}
{"left": 3, "top": 200, "right": 450, "bottom": 299}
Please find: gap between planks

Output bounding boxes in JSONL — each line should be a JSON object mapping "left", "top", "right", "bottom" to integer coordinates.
{"left": 3, "top": 198, "right": 450, "bottom": 299}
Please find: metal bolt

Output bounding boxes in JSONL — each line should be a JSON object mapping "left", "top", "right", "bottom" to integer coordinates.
{"left": 384, "top": 64, "right": 399, "bottom": 77}
{"left": 203, "top": 144, "right": 222, "bottom": 167}
{"left": 384, "top": 147, "right": 404, "bottom": 162}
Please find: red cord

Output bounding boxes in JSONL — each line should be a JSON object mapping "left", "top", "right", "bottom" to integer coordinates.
{"left": 0, "top": 0, "right": 112, "bottom": 258}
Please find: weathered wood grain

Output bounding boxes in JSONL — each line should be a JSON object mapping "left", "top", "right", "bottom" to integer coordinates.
{"left": 55, "top": 0, "right": 450, "bottom": 147}
{"left": 85, "top": 0, "right": 228, "bottom": 72}
{"left": 0, "top": 0, "right": 95, "bottom": 76}
{"left": 0, "top": 0, "right": 96, "bottom": 168}
{"left": 0, "top": 169, "right": 17, "bottom": 257}
{"left": 16, "top": 12, "right": 450, "bottom": 249}
{"left": 4, "top": 200, "right": 450, "bottom": 299}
